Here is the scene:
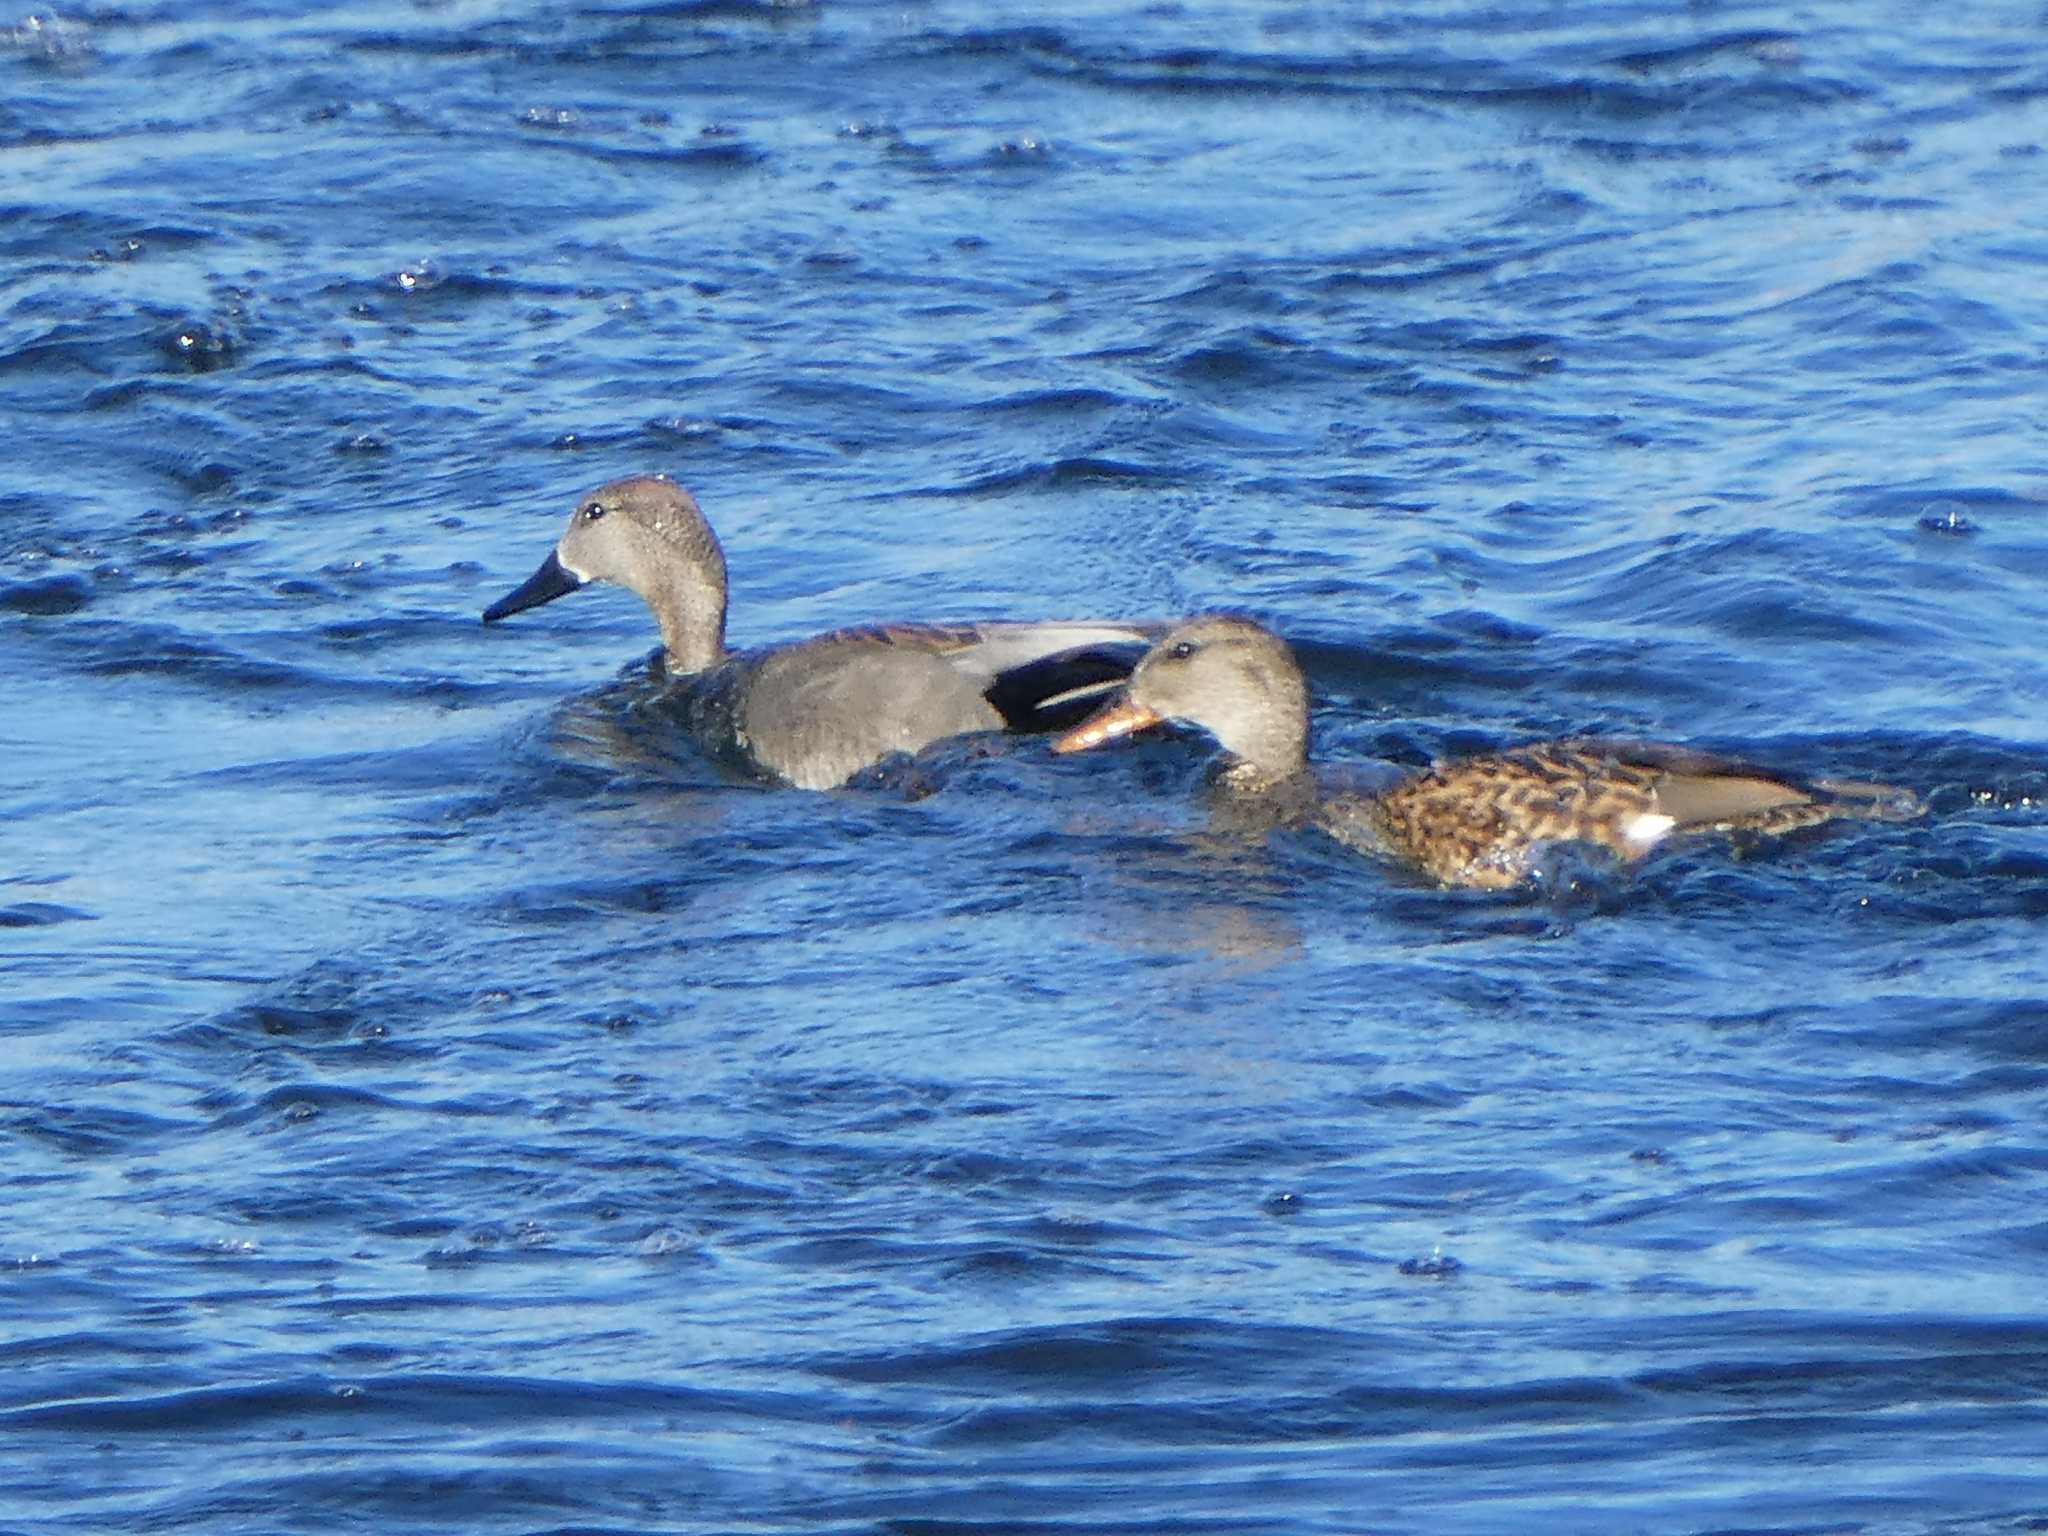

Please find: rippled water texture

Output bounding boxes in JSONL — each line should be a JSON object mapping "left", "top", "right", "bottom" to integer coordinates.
{"left": 5, "top": 2, "right": 2048, "bottom": 1531}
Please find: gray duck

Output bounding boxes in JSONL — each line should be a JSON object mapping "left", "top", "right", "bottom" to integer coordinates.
{"left": 484, "top": 475, "right": 1153, "bottom": 789}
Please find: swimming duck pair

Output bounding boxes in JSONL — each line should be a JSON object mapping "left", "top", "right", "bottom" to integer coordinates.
{"left": 485, "top": 475, "right": 1922, "bottom": 888}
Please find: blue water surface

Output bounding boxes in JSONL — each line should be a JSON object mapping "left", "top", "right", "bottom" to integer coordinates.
{"left": 4, "top": 1, "right": 2048, "bottom": 1531}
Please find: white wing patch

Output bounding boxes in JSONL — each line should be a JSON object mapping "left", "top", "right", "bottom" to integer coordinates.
{"left": 1623, "top": 811, "right": 1677, "bottom": 847}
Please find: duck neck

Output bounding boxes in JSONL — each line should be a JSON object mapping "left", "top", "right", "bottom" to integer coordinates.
{"left": 1218, "top": 756, "right": 1314, "bottom": 799}
{"left": 1213, "top": 703, "right": 1310, "bottom": 787}
{"left": 652, "top": 575, "right": 729, "bottom": 676}
{"left": 1211, "top": 757, "right": 1320, "bottom": 839}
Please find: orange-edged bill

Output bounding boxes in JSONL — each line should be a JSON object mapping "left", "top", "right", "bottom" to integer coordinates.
{"left": 1053, "top": 698, "right": 1164, "bottom": 754}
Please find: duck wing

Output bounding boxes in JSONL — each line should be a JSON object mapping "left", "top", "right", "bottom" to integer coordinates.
{"left": 1586, "top": 740, "right": 1925, "bottom": 833}
{"left": 817, "top": 620, "right": 1166, "bottom": 731}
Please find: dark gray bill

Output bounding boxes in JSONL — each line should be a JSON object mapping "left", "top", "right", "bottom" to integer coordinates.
{"left": 483, "top": 550, "right": 585, "bottom": 622}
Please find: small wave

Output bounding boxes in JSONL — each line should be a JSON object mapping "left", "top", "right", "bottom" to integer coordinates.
{"left": 969, "top": 386, "right": 1132, "bottom": 418}
{"left": 0, "top": 572, "right": 92, "bottom": 615}
{"left": 923, "top": 456, "right": 1187, "bottom": 497}
{"left": 0, "top": 900, "right": 95, "bottom": 928}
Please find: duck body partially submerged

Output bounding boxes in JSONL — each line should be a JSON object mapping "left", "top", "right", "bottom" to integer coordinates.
{"left": 1055, "top": 614, "right": 1922, "bottom": 889}
{"left": 484, "top": 475, "right": 1152, "bottom": 789}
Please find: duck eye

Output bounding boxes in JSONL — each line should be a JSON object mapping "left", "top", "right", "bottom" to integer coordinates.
{"left": 579, "top": 502, "right": 606, "bottom": 523}
{"left": 1168, "top": 640, "right": 1197, "bottom": 661}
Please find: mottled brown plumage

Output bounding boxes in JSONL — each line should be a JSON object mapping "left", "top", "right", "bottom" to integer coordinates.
{"left": 1339, "top": 739, "right": 1910, "bottom": 889}
{"left": 1054, "top": 615, "right": 1922, "bottom": 890}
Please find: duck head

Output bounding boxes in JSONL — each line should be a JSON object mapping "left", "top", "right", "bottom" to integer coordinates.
{"left": 1054, "top": 613, "right": 1310, "bottom": 780}
{"left": 483, "top": 475, "right": 730, "bottom": 673}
